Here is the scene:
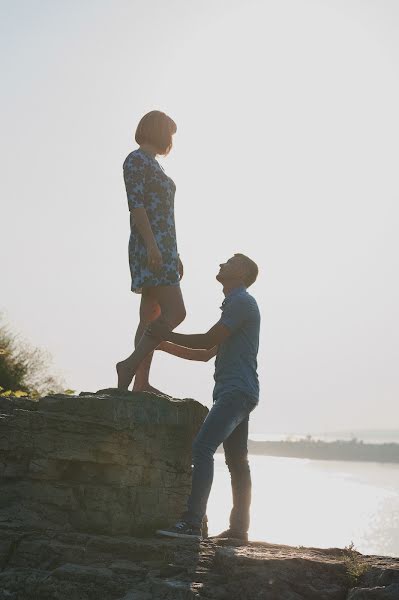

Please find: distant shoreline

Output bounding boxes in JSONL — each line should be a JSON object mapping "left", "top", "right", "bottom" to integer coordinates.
{"left": 243, "top": 439, "right": 399, "bottom": 463}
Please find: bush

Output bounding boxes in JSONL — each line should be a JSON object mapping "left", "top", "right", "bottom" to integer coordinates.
{"left": 0, "top": 314, "right": 65, "bottom": 397}
{"left": 342, "top": 542, "right": 369, "bottom": 585}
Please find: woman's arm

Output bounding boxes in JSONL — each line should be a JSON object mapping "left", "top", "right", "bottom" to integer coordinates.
{"left": 124, "top": 153, "right": 162, "bottom": 271}
{"left": 158, "top": 342, "right": 217, "bottom": 362}
{"left": 131, "top": 208, "right": 162, "bottom": 271}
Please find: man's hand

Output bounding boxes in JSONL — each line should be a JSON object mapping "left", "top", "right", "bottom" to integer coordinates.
{"left": 156, "top": 341, "right": 168, "bottom": 351}
{"left": 158, "top": 342, "right": 218, "bottom": 362}
{"left": 147, "top": 319, "right": 171, "bottom": 340}
{"left": 165, "top": 322, "right": 231, "bottom": 350}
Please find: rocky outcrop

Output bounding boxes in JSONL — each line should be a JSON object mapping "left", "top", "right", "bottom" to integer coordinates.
{"left": 0, "top": 528, "right": 398, "bottom": 599}
{"left": 0, "top": 392, "right": 398, "bottom": 599}
{"left": 0, "top": 390, "right": 207, "bottom": 536}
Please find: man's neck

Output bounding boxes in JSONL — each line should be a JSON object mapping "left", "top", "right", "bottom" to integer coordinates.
{"left": 222, "top": 281, "right": 245, "bottom": 296}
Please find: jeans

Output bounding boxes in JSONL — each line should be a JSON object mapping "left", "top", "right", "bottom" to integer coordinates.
{"left": 183, "top": 390, "right": 257, "bottom": 532}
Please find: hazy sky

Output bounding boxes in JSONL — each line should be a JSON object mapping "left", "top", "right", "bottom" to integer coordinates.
{"left": 1, "top": 0, "right": 398, "bottom": 433}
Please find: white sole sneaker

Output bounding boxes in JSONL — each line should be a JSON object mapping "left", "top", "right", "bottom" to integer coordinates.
{"left": 156, "top": 528, "right": 202, "bottom": 541}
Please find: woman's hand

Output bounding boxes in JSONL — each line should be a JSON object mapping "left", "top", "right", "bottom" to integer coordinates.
{"left": 178, "top": 256, "right": 184, "bottom": 280}
{"left": 147, "top": 243, "right": 162, "bottom": 272}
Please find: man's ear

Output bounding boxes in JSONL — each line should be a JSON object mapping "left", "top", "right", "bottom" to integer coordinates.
{"left": 234, "top": 258, "right": 247, "bottom": 283}
{"left": 238, "top": 266, "right": 247, "bottom": 284}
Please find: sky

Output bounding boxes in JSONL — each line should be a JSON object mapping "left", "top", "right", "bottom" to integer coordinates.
{"left": 1, "top": 0, "right": 398, "bottom": 434}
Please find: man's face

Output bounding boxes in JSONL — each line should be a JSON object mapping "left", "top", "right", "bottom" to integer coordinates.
{"left": 216, "top": 256, "right": 245, "bottom": 284}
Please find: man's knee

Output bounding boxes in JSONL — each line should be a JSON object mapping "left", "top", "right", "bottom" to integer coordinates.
{"left": 225, "top": 453, "right": 250, "bottom": 473}
{"left": 192, "top": 436, "right": 214, "bottom": 464}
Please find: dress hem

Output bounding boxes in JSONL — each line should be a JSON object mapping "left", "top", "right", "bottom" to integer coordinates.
{"left": 131, "top": 280, "right": 181, "bottom": 294}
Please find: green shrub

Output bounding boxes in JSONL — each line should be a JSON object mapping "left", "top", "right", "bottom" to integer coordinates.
{"left": 0, "top": 313, "right": 65, "bottom": 397}
{"left": 342, "top": 542, "right": 369, "bottom": 585}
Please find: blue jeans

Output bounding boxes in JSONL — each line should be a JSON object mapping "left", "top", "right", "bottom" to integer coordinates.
{"left": 183, "top": 390, "right": 257, "bottom": 531}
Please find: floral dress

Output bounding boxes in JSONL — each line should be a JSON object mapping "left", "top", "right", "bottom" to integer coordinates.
{"left": 123, "top": 148, "right": 180, "bottom": 293}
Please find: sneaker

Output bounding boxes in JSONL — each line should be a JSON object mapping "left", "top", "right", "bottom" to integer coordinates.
{"left": 211, "top": 528, "right": 248, "bottom": 542}
{"left": 156, "top": 520, "right": 202, "bottom": 541}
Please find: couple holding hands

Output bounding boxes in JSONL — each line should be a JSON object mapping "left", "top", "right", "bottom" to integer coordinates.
{"left": 117, "top": 110, "right": 260, "bottom": 541}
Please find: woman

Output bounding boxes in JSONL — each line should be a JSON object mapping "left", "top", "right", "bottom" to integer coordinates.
{"left": 116, "top": 110, "right": 185, "bottom": 392}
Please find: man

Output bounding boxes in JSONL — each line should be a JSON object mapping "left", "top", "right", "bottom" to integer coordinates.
{"left": 150, "top": 253, "right": 260, "bottom": 542}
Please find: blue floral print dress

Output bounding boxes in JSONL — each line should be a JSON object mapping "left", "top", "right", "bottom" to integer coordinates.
{"left": 123, "top": 149, "right": 180, "bottom": 293}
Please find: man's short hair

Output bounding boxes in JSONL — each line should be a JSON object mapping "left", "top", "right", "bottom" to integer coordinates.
{"left": 235, "top": 253, "right": 259, "bottom": 287}
{"left": 135, "top": 110, "right": 177, "bottom": 155}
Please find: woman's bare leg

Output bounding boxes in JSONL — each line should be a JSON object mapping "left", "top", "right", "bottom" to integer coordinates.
{"left": 116, "top": 285, "right": 186, "bottom": 391}
{"left": 132, "top": 290, "right": 163, "bottom": 393}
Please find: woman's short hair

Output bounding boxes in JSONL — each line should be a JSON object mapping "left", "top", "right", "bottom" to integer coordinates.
{"left": 235, "top": 253, "right": 259, "bottom": 287}
{"left": 135, "top": 111, "right": 177, "bottom": 155}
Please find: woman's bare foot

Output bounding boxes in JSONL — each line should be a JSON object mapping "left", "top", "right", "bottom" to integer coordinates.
{"left": 116, "top": 361, "right": 134, "bottom": 390}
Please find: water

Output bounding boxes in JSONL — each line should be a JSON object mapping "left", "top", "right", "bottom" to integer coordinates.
{"left": 250, "top": 429, "right": 399, "bottom": 444}
{"left": 207, "top": 454, "right": 399, "bottom": 557}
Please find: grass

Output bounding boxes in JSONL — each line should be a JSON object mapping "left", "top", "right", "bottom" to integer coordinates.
{"left": 342, "top": 542, "right": 369, "bottom": 586}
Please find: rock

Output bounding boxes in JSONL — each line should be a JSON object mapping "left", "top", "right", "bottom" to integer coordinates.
{"left": 118, "top": 592, "right": 152, "bottom": 600}
{"left": 0, "top": 391, "right": 207, "bottom": 536}
{"left": 150, "top": 576, "right": 198, "bottom": 599}
{"left": 347, "top": 584, "right": 399, "bottom": 599}
{"left": 362, "top": 566, "right": 399, "bottom": 588}
{"left": 0, "top": 525, "right": 398, "bottom": 600}
{"left": 110, "top": 560, "right": 147, "bottom": 575}
{"left": 0, "top": 392, "right": 398, "bottom": 599}
{"left": 377, "top": 570, "right": 399, "bottom": 587}
{"left": 51, "top": 563, "right": 114, "bottom": 582}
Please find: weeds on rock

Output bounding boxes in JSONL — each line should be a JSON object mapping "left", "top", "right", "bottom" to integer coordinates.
{"left": 0, "top": 313, "right": 65, "bottom": 397}
{"left": 342, "top": 542, "right": 369, "bottom": 586}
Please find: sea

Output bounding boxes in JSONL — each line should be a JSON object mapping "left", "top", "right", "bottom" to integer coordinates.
{"left": 207, "top": 430, "right": 399, "bottom": 557}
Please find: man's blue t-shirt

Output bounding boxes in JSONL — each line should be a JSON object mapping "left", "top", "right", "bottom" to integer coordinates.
{"left": 213, "top": 286, "right": 260, "bottom": 402}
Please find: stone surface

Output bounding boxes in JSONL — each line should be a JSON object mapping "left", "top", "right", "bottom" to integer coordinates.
{"left": 347, "top": 584, "right": 399, "bottom": 599}
{"left": 0, "top": 530, "right": 398, "bottom": 599}
{"left": 1, "top": 392, "right": 398, "bottom": 599}
{"left": 0, "top": 390, "right": 207, "bottom": 536}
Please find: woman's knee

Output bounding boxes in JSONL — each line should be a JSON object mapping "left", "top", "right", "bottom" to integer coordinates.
{"left": 155, "top": 286, "right": 186, "bottom": 330}
{"left": 140, "top": 295, "right": 161, "bottom": 322}
{"left": 173, "top": 304, "right": 186, "bottom": 328}
{"left": 163, "top": 303, "right": 186, "bottom": 329}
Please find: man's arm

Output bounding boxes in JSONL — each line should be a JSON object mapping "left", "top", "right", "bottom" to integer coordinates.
{"left": 150, "top": 321, "right": 231, "bottom": 350}
{"left": 158, "top": 342, "right": 217, "bottom": 362}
